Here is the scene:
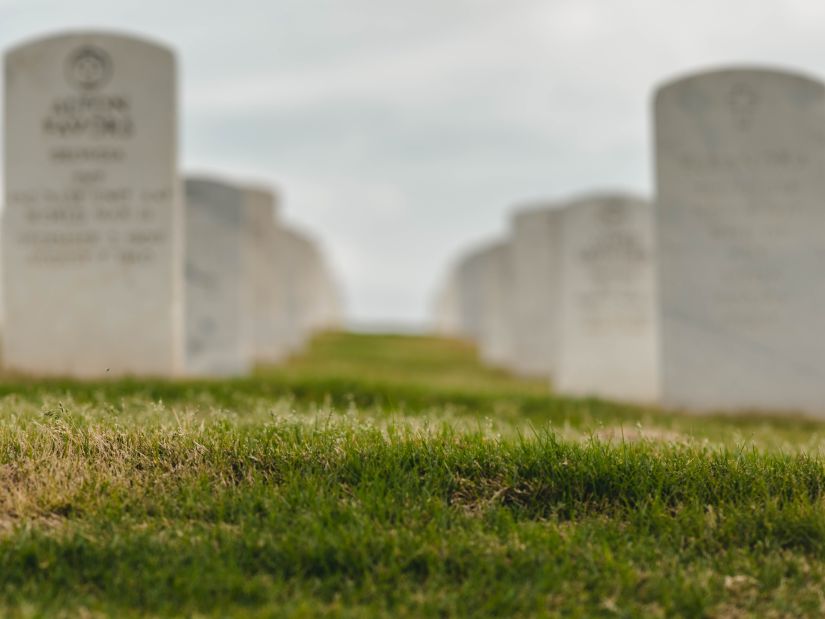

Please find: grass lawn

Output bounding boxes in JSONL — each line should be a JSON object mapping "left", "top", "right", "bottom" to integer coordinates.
{"left": 1, "top": 332, "right": 825, "bottom": 617}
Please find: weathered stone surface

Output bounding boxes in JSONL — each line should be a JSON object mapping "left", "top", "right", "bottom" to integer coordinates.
{"left": 509, "top": 205, "right": 563, "bottom": 377}
{"left": 3, "top": 31, "right": 182, "bottom": 376}
{"left": 184, "top": 176, "right": 252, "bottom": 376}
{"left": 555, "top": 194, "right": 659, "bottom": 403}
{"left": 655, "top": 68, "right": 825, "bottom": 413}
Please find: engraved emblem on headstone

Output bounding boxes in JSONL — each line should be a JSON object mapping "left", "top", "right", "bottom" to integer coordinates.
{"left": 65, "top": 45, "right": 112, "bottom": 91}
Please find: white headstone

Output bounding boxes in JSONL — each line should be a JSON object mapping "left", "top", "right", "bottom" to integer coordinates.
{"left": 452, "top": 245, "right": 490, "bottom": 343}
{"left": 315, "top": 257, "right": 344, "bottom": 331}
{"left": 509, "top": 205, "right": 563, "bottom": 377}
{"left": 555, "top": 194, "right": 659, "bottom": 403}
{"left": 3, "top": 32, "right": 182, "bottom": 376}
{"left": 452, "top": 242, "right": 515, "bottom": 367}
{"left": 184, "top": 177, "right": 252, "bottom": 376}
{"left": 655, "top": 68, "right": 825, "bottom": 413}
{"left": 303, "top": 239, "right": 339, "bottom": 335}
{"left": 244, "top": 186, "right": 288, "bottom": 364}
{"left": 279, "top": 226, "right": 315, "bottom": 355}
{"left": 477, "top": 241, "right": 515, "bottom": 369}
{"left": 301, "top": 241, "right": 326, "bottom": 338}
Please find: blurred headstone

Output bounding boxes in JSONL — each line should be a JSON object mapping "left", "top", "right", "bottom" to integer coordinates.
{"left": 244, "top": 186, "right": 288, "bottom": 364}
{"left": 279, "top": 226, "right": 315, "bottom": 355}
{"left": 314, "top": 254, "right": 344, "bottom": 331}
{"left": 431, "top": 270, "right": 461, "bottom": 336}
{"left": 184, "top": 177, "right": 252, "bottom": 376}
{"left": 655, "top": 68, "right": 825, "bottom": 413}
{"left": 509, "top": 205, "right": 563, "bottom": 378}
{"left": 3, "top": 32, "right": 182, "bottom": 376}
{"left": 477, "top": 241, "right": 515, "bottom": 369}
{"left": 452, "top": 245, "right": 489, "bottom": 343}
{"left": 555, "top": 194, "right": 659, "bottom": 403}
{"left": 451, "top": 241, "right": 514, "bottom": 368}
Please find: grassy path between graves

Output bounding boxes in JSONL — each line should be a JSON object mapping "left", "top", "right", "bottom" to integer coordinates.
{"left": 1, "top": 333, "right": 825, "bottom": 616}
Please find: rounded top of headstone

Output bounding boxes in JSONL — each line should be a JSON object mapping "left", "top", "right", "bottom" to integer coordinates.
{"left": 185, "top": 175, "right": 242, "bottom": 194}
{"left": 459, "top": 238, "right": 508, "bottom": 265}
{"left": 458, "top": 240, "right": 511, "bottom": 278}
{"left": 185, "top": 177, "right": 245, "bottom": 225}
{"left": 185, "top": 175, "right": 244, "bottom": 209}
{"left": 510, "top": 202, "right": 564, "bottom": 227}
{"left": 280, "top": 224, "right": 317, "bottom": 247}
{"left": 5, "top": 31, "right": 177, "bottom": 104}
{"left": 562, "top": 191, "right": 649, "bottom": 211}
{"left": 556, "top": 193, "right": 650, "bottom": 230}
{"left": 242, "top": 184, "right": 281, "bottom": 221}
{"left": 185, "top": 175, "right": 250, "bottom": 203}
{"left": 243, "top": 184, "right": 278, "bottom": 202}
{"left": 6, "top": 29, "right": 175, "bottom": 62}
{"left": 654, "top": 65, "right": 825, "bottom": 106}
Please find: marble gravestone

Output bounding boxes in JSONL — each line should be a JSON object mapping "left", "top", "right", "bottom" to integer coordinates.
{"left": 509, "top": 205, "right": 563, "bottom": 378}
{"left": 3, "top": 32, "right": 182, "bottom": 376}
{"left": 452, "top": 244, "right": 492, "bottom": 343}
{"left": 279, "top": 228, "right": 339, "bottom": 354}
{"left": 300, "top": 239, "right": 329, "bottom": 339}
{"left": 655, "top": 68, "right": 825, "bottom": 414}
{"left": 302, "top": 239, "right": 339, "bottom": 337}
{"left": 184, "top": 177, "right": 252, "bottom": 376}
{"left": 279, "top": 226, "right": 314, "bottom": 355}
{"left": 317, "top": 251, "right": 341, "bottom": 331}
{"left": 555, "top": 195, "right": 659, "bottom": 403}
{"left": 244, "top": 186, "right": 288, "bottom": 364}
{"left": 315, "top": 258, "right": 343, "bottom": 332}
{"left": 477, "top": 241, "right": 515, "bottom": 369}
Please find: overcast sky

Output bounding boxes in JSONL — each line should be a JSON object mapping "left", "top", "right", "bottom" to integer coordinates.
{"left": 2, "top": 0, "right": 825, "bottom": 327}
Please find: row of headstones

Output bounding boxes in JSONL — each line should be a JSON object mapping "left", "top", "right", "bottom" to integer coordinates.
{"left": 434, "top": 66, "right": 825, "bottom": 415}
{"left": 186, "top": 179, "right": 342, "bottom": 376}
{"left": 2, "top": 31, "right": 343, "bottom": 377}
{"left": 432, "top": 194, "right": 658, "bottom": 404}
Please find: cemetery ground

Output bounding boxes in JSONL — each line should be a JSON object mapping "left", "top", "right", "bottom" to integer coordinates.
{"left": 2, "top": 335, "right": 825, "bottom": 616}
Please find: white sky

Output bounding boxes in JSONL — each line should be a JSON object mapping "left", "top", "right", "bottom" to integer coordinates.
{"left": 3, "top": 0, "right": 825, "bottom": 326}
